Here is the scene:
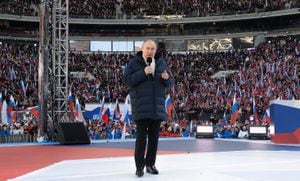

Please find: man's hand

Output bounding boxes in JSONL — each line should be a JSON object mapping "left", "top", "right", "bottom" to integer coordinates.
{"left": 161, "top": 70, "right": 169, "bottom": 80}
{"left": 144, "top": 66, "right": 153, "bottom": 75}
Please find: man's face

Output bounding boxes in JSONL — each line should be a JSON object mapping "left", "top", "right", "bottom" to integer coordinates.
{"left": 142, "top": 40, "right": 157, "bottom": 58}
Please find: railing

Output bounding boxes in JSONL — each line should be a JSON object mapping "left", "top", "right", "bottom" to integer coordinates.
{"left": 0, "top": 134, "right": 37, "bottom": 143}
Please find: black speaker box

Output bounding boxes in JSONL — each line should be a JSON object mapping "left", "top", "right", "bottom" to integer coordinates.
{"left": 56, "top": 122, "right": 90, "bottom": 145}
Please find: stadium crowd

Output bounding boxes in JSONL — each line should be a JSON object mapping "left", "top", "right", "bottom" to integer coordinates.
{"left": 0, "top": 0, "right": 298, "bottom": 18}
{"left": 0, "top": 0, "right": 39, "bottom": 16}
{"left": 0, "top": 35, "right": 299, "bottom": 140}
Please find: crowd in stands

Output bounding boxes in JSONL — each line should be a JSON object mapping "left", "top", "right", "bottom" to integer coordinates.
{"left": 169, "top": 37, "right": 300, "bottom": 116}
{"left": 69, "top": 52, "right": 129, "bottom": 105}
{"left": 0, "top": 0, "right": 299, "bottom": 142}
{"left": 84, "top": 119, "right": 136, "bottom": 140}
{"left": 0, "top": 0, "right": 299, "bottom": 18}
{"left": 0, "top": 116, "right": 38, "bottom": 136}
{"left": 0, "top": 35, "right": 299, "bottom": 140}
{"left": 0, "top": 0, "right": 38, "bottom": 16}
{"left": 0, "top": 43, "right": 39, "bottom": 109}
{"left": 68, "top": 36, "right": 300, "bottom": 117}
{"left": 69, "top": 0, "right": 116, "bottom": 19}
{"left": 118, "top": 0, "right": 299, "bottom": 18}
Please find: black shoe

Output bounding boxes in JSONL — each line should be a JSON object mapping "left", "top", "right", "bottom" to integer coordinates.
{"left": 136, "top": 168, "right": 144, "bottom": 177}
{"left": 146, "top": 165, "right": 159, "bottom": 175}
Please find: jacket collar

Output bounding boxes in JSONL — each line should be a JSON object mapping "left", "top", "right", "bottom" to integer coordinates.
{"left": 136, "top": 51, "right": 161, "bottom": 64}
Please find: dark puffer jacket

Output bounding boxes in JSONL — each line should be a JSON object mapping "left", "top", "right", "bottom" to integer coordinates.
{"left": 124, "top": 52, "right": 174, "bottom": 121}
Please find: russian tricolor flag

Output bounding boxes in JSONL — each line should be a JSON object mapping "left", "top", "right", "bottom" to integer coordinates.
{"left": 253, "top": 97, "right": 259, "bottom": 125}
{"left": 222, "top": 111, "right": 227, "bottom": 126}
{"left": 102, "top": 107, "right": 110, "bottom": 126}
{"left": 68, "top": 91, "right": 75, "bottom": 120}
{"left": 165, "top": 94, "right": 174, "bottom": 121}
{"left": 261, "top": 108, "right": 271, "bottom": 123}
{"left": 21, "top": 80, "right": 27, "bottom": 98}
{"left": 113, "top": 99, "right": 121, "bottom": 121}
{"left": 75, "top": 97, "right": 84, "bottom": 122}
{"left": 27, "top": 106, "right": 40, "bottom": 119}
{"left": 7, "top": 95, "right": 15, "bottom": 124}
{"left": 231, "top": 93, "right": 239, "bottom": 124}
{"left": 0, "top": 92, "right": 3, "bottom": 110}
{"left": 121, "top": 95, "right": 131, "bottom": 140}
{"left": 120, "top": 95, "right": 130, "bottom": 124}
{"left": 99, "top": 96, "right": 105, "bottom": 119}
{"left": 1, "top": 99, "right": 8, "bottom": 124}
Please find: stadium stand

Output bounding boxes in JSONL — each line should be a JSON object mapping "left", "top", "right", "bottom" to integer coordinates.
{"left": 0, "top": 0, "right": 299, "bottom": 142}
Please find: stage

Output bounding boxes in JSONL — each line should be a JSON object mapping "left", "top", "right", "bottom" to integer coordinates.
{"left": 1, "top": 138, "right": 300, "bottom": 181}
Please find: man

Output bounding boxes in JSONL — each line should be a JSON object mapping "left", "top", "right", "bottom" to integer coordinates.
{"left": 124, "top": 40, "right": 174, "bottom": 177}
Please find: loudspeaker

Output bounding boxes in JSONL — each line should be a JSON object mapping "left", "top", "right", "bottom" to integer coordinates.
{"left": 56, "top": 122, "right": 90, "bottom": 144}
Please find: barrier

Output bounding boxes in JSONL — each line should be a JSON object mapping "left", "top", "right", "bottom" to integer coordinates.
{"left": 0, "top": 134, "right": 37, "bottom": 143}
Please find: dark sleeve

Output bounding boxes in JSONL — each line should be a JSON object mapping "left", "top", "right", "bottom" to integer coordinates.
{"left": 124, "top": 59, "right": 147, "bottom": 88}
{"left": 160, "top": 60, "right": 175, "bottom": 89}
{"left": 161, "top": 70, "right": 175, "bottom": 89}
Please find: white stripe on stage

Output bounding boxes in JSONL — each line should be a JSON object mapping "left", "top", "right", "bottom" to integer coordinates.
{"left": 10, "top": 150, "right": 300, "bottom": 181}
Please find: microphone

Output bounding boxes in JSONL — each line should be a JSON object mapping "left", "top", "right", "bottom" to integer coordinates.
{"left": 146, "top": 57, "right": 152, "bottom": 66}
{"left": 146, "top": 57, "right": 153, "bottom": 80}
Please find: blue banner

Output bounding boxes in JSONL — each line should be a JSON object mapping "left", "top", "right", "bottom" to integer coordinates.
{"left": 84, "top": 107, "right": 101, "bottom": 120}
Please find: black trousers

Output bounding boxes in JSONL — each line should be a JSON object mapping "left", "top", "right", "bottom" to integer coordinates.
{"left": 134, "top": 119, "right": 161, "bottom": 169}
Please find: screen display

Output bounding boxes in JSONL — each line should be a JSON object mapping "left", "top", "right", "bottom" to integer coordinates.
{"left": 90, "top": 41, "right": 111, "bottom": 51}
{"left": 197, "top": 126, "right": 213, "bottom": 133}
{"left": 249, "top": 127, "right": 266, "bottom": 134}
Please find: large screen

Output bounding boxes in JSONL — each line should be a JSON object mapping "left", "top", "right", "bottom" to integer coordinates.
{"left": 90, "top": 41, "right": 112, "bottom": 51}
{"left": 196, "top": 125, "right": 213, "bottom": 133}
{"left": 233, "top": 37, "right": 253, "bottom": 49}
{"left": 70, "top": 40, "right": 89, "bottom": 52}
{"left": 165, "top": 40, "right": 187, "bottom": 51}
{"left": 249, "top": 126, "right": 267, "bottom": 134}
{"left": 113, "top": 41, "right": 134, "bottom": 51}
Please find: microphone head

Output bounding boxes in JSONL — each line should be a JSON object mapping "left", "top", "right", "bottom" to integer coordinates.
{"left": 146, "top": 57, "right": 152, "bottom": 65}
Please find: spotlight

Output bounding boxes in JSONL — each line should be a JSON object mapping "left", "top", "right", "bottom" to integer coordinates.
{"left": 196, "top": 125, "right": 214, "bottom": 138}
{"left": 248, "top": 126, "right": 268, "bottom": 140}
